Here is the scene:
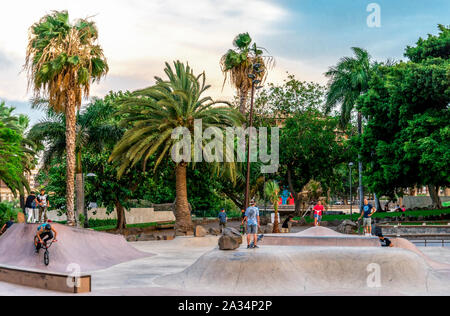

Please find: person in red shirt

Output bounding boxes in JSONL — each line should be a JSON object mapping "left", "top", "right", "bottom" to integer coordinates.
{"left": 288, "top": 194, "right": 295, "bottom": 205}
{"left": 313, "top": 201, "right": 324, "bottom": 227}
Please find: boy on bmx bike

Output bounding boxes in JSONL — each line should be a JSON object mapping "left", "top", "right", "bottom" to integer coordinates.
{"left": 35, "top": 223, "right": 58, "bottom": 253}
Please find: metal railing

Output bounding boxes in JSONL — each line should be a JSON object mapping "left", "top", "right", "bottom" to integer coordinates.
{"left": 410, "top": 239, "right": 450, "bottom": 247}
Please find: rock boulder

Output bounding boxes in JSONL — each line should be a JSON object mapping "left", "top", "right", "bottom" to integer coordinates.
{"left": 218, "top": 227, "right": 243, "bottom": 250}
{"left": 195, "top": 225, "right": 207, "bottom": 237}
{"left": 336, "top": 220, "right": 358, "bottom": 234}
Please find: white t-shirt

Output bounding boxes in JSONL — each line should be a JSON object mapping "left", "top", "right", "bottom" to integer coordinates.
{"left": 38, "top": 194, "right": 48, "bottom": 207}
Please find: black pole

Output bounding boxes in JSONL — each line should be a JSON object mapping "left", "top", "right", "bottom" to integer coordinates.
{"left": 349, "top": 164, "right": 353, "bottom": 220}
{"left": 244, "top": 82, "right": 256, "bottom": 211}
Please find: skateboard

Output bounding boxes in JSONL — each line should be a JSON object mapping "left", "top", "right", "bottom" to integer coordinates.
{"left": 250, "top": 234, "right": 264, "bottom": 247}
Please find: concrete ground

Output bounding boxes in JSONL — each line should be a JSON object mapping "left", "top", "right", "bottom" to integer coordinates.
{"left": 1, "top": 235, "right": 450, "bottom": 296}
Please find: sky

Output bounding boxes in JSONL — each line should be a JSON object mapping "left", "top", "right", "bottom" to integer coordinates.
{"left": 0, "top": 0, "right": 448, "bottom": 124}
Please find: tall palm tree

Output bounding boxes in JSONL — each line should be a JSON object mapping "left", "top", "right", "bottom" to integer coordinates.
{"left": 325, "top": 47, "right": 372, "bottom": 211}
{"left": 221, "top": 33, "right": 274, "bottom": 114}
{"left": 28, "top": 99, "right": 121, "bottom": 222}
{"left": 110, "top": 61, "right": 244, "bottom": 235}
{"left": 24, "top": 11, "right": 108, "bottom": 225}
{"left": 265, "top": 180, "right": 280, "bottom": 233}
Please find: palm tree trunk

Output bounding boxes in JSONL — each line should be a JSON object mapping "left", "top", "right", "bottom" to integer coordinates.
{"left": 65, "top": 92, "right": 77, "bottom": 226}
{"left": 273, "top": 202, "right": 280, "bottom": 233}
{"left": 358, "top": 111, "right": 364, "bottom": 212}
{"left": 75, "top": 151, "right": 84, "bottom": 227}
{"left": 20, "top": 194, "right": 25, "bottom": 211}
{"left": 175, "top": 162, "right": 193, "bottom": 235}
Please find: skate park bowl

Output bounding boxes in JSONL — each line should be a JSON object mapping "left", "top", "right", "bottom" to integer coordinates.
{"left": 155, "top": 227, "right": 450, "bottom": 295}
{"left": 0, "top": 224, "right": 152, "bottom": 293}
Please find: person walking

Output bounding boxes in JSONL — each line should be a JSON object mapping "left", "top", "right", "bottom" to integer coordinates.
{"left": 313, "top": 201, "right": 324, "bottom": 227}
{"left": 37, "top": 189, "right": 50, "bottom": 223}
{"left": 218, "top": 208, "right": 228, "bottom": 233}
{"left": 244, "top": 200, "right": 260, "bottom": 249}
{"left": 25, "top": 191, "right": 39, "bottom": 223}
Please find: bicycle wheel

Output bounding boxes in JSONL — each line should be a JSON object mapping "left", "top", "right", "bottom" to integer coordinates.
{"left": 44, "top": 250, "right": 49, "bottom": 266}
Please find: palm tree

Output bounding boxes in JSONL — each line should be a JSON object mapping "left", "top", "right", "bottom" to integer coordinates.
{"left": 24, "top": 11, "right": 108, "bottom": 225}
{"left": 110, "top": 61, "right": 244, "bottom": 235}
{"left": 221, "top": 33, "right": 274, "bottom": 114}
{"left": 265, "top": 180, "right": 280, "bottom": 233}
{"left": 0, "top": 102, "right": 36, "bottom": 203}
{"left": 325, "top": 47, "right": 372, "bottom": 211}
{"left": 28, "top": 99, "right": 121, "bottom": 223}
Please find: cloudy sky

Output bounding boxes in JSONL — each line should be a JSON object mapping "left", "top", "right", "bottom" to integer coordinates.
{"left": 0, "top": 0, "right": 448, "bottom": 123}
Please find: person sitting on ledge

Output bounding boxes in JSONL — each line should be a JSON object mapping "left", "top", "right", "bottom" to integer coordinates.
{"left": 0, "top": 217, "right": 14, "bottom": 235}
{"left": 377, "top": 233, "right": 393, "bottom": 247}
{"left": 281, "top": 215, "right": 299, "bottom": 233}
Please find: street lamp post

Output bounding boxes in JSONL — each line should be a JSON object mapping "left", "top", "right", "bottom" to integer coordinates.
{"left": 83, "top": 173, "right": 97, "bottom": 228}
{"left": 349, "top": 162, "right": 354, "bottom": 220}
{"left": 244, "top": 63, "right": 263, "bottom": 211}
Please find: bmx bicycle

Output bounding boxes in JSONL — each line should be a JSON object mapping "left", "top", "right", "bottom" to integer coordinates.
{"left": 34, "top": 236, "right": 57, "bottom": 266}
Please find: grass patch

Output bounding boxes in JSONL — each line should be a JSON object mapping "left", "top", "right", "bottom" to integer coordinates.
{"left": 91, "top": 221, "right": 175, "bottom": 231}
{"left": 295, "top": 208, "right": 450, "bottom": 223}
{"left": 398, "top": 222, "right": 450, "bottom": 226}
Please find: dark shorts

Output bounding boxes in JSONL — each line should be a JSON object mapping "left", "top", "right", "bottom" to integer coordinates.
{"left": 247, "top": 224, "right": 258, "bottom": 234}
{"left": 39, "top": 231, "right": 54, "bottom": 243}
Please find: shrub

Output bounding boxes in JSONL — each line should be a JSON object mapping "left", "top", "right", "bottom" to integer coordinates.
{"left": 0, "top": 202, "right": 20, "bottom": 227}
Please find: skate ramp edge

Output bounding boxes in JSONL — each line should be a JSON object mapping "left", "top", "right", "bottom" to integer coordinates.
{"left": 0, "top": 265, "right": 91, "bottom": 293}
{"left": 261, "top": 235, "right": 380, "bottom": 247}
{"left": 391, "top": 237, "right": 450, "bottom": 270}
{"left": 261, "top": 227, "right": 380, "bottom": 247}
{"left": 155, "top": 246, "right": 448, "bottom": 295}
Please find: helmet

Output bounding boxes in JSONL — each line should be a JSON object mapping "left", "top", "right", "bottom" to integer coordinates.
{"left": 45, "top": 224, "right": 52, "bottom": 231}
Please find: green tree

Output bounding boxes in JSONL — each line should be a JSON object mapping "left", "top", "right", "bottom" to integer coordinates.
{"left": 280, "top": 109, "right": 352, "bottom": 213}
{"left": 25, "top": 11, "right": 108, "bottom": 225}
{"left": 29, "top": 97, "right": 122, "bottom": 221}
{"left": 221, "top": 33, "right": 273, "bottom": 114}
{"left": 360, "top": 25, "right": 450, "bottom": 208}
{"left": 325, "top": 47, "right": 373, "bottom": 210}
{"left": 255, "top": 74, "right": 326, "bottom": 117}
{"left": 0, "top": 102, "right": 35, "bottom": 202}
{"left": 110, "top": 61, "right": 244, "bottom": 235}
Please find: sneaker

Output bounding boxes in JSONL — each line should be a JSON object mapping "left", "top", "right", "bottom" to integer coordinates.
{"left": 247, "top": 245, "right": 251, "bottom": 249}
{"left": 253, "top": 245, "right": 259, "bottom": 248}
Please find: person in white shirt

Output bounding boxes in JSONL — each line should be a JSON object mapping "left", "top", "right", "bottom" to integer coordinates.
{"left": 37, "top": 189, "right": 50, "bottom": 223}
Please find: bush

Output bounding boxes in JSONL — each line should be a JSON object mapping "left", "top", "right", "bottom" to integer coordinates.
{"left": 0, "top": 202, "right": 20, "bottom": 227}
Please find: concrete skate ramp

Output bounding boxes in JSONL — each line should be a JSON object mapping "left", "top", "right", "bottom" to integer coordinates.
{"left": 156, "top": 246, "right": 446, "bottom": 295}
{"left": 261, "top": 227, "right": 380, "bottom": 247}
{"left": 391, "top": 237, "right": 450, "bottom": 270}
{"left": 0, "top": 224, "right": 152, "bottom": 273}
{"left": 296, "top": 226, "right": 345, "bottom": 236}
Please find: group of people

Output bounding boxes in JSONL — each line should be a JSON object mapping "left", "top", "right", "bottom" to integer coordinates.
{"left": 383, "top": 203, "right": 406, "bottom": 213}
{"left": 0, "top": 188, "right": 57, "bottom": 254}
{"left": 217, "top": 198, "right": 393, "bottom": 249}
{"left": 24, "top": 189, "right": 50, "bottom": 224}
